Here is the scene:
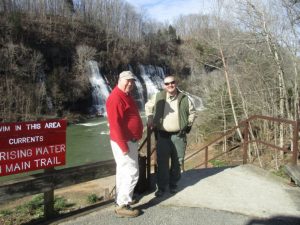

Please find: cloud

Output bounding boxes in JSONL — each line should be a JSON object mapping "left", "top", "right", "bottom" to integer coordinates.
{"left": 126, "top": 0, "right": 215, "bottom": 23}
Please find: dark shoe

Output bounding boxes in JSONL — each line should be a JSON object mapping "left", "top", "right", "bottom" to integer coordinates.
{"left": 155, "top": 189, "right": 165, "bottom": 197}
{"left": 115, "top": 205, "right": 140, "bottom": 218}
{"left": 169, "top": 185, "right": 178, "bottom": 194}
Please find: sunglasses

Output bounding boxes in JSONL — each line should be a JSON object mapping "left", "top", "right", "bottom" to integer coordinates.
{"left": 164, "top": 80, "right": 175, "bottom": 86}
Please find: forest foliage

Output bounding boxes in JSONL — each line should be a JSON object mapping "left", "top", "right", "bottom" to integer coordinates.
{"left": 0, "top": 0, "right": 300, "bottom": 144}
{"left": 0, "top": 0, "right": 182, "bottom": 120}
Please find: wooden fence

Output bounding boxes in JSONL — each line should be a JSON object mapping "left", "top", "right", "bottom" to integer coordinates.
{"left": 1, "top": 115, "right": 299, "bottom": 220}
{"left": 0, "top": 160, "right": 116, "bottom": 218}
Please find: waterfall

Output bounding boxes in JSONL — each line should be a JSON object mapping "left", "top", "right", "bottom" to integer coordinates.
{"left": 138, "top": 64, "right": 165, "bottom": 100}
{"left": 128, "top": 65, "right": 145, "bottom": 109}
{"left": 133, "top": 79, "right": 144, "bottom": 109}
{"left": 138, "top": 64, "right": 205, "bottom": 111}
{"left": 46, "top": 96, "right": 53, "bottom": 112}
{"left": 188, "top": 93, "right": 205, "bottom": 111}
{"left": 85, "top": 62, "right": 205, "bottom": 115}
{"left": 177, "top": 88, "right": 205, "bottom": 111}
{"left": 87, "top": 60, "right": 111, "bottom": 116}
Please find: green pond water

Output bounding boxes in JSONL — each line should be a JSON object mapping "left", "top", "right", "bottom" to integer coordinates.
{"left": 65, "top": 117, "right": 113, "bottom": 167}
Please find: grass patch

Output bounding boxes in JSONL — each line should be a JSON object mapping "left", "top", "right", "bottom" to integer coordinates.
{"left": 271, "top": 166, "right": 289, "bottom": 179}
{"left": 87, "top": 194, "right": 99, "bottom": 204}
{"left": 0, "top": 209, "right": 12, "bottom": 217}
{"left": 0, "top": 194, "right": 73, "bottom": 225}
{"left": 54, "top": 196, "right": 71, "bottom": 212}
{"left": 209, "top": 159, "right": 227, "bottom": 167}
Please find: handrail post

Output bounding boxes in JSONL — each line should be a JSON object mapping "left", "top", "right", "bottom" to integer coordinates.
{"left": 146, "top": 126, "right": 152, "bottom": 190}
{"left": 44, "top": 167, "right": 55, "bottom": 219}
{"left": 292, "top": 120, "right": 299, "bottom": 166}
{"left": 205, "top": 147, "right": 208, "bottom": 168}
{"left": 243, "top": 121, "right": 249, "bottom": 164}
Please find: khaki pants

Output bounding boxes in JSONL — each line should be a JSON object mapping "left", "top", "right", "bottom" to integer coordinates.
{"left": 111, "top": 140, "right": 139, "bottom": 206}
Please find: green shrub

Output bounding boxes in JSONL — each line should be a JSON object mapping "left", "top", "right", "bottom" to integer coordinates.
{"left": 54, "top": 196, "right": 69, "bottom": 212}
{"left": 0, "top": 194, "right": 73, "bottom": 224}
{"left": 0, "top": 209, "right": 12, "bottom": 216}
{"left": 87, "top": 194, "right": 98, "bottom": 204}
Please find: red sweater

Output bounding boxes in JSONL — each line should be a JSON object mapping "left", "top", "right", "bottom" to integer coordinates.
{"left": 106, "top": 86, "right": 143, "bottom": 153}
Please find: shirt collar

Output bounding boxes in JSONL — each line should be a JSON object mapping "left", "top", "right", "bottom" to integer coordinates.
{"left": 167, "top": 92, "right": 177, "bottom": 100}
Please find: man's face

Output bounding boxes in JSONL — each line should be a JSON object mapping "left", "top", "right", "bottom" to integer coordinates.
{"left": 164, "top": 76, "right": 177, "bottom": 95}
{"left": 119, "top": 78, "right": 135, "bottom": 94}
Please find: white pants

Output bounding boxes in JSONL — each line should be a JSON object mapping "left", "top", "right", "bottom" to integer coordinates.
{"left": 111, "top": 140, "right": 139, "bottom": 206}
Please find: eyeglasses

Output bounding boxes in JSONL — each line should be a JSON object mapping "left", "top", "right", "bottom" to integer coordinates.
{"left": 164, "top": 81, "right": 175, "bottom": 86}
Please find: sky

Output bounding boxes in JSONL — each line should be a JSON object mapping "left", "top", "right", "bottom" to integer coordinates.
{"left": 125, "top": 0, "right": 216, "bottom": 23}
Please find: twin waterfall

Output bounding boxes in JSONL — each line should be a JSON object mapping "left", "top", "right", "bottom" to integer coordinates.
{"left": 87, "top": 61, "right": 111, "bottom": 115}
{"left": 87, "top": 60, "right": 204, "bottom": 115}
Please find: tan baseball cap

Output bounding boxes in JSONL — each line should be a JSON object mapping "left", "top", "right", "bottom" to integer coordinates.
{"left": 119, "top": 71, "right": 136, "bottom": 80}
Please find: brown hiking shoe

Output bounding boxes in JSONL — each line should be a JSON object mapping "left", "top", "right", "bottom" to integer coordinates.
{"left": 115, "top": 205, "right": 140, "bottom": 218}
{"left": 128, "top": 199, "right": 139, "bottom": 205}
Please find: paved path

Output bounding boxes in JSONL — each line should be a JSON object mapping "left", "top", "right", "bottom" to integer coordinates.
{"left": 50, "top": 165, "right": 300, "bottom": 225}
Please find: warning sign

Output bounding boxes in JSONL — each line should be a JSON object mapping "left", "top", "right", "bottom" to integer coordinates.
{"left": 0, "top": 119, "right": 66, "bottom": 176}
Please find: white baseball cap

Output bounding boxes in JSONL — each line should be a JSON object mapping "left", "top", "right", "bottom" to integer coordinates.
{"left": 119, "top": 71, "right": 136, "bottom": 80}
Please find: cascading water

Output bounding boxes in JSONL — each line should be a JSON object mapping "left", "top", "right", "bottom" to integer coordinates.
{"left": 86, "top": 62, "right": 205, "bottom": 115}
{"left": 188, "top": 93, "right": 205, "bottom": 111}
{"left": 177, "top": 88, "right": 205, "bottom": 111}
{"left": 128, "top": 65, "right": 145, "bottom": 109}
{"left": 133, "top": 79, "right": 144, "bottom": 109}
{"left": 87, "top": 60, "right": 111, "bottom": 116}
{"left": 137, "top": 64, "right": 204, "bottom": 111}
{"left": 139, "top": 64, "right": 164, "bottom": 100}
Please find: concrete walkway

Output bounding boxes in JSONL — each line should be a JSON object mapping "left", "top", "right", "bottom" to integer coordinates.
{"left": 50, "top": 165, "right": 300, "bottom": 225}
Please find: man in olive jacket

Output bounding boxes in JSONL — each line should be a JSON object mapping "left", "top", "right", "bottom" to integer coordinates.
{"left": 145, "top": 75, "right": 196, "bottom": 197}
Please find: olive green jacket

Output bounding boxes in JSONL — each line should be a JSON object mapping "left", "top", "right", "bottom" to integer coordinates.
{"left": 152, "top": 90, "right": 190, "bottom": 131}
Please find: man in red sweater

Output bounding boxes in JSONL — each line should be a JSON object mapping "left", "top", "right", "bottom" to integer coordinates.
{"left": 106, "top": 71, "right": 143, "bottom": 218}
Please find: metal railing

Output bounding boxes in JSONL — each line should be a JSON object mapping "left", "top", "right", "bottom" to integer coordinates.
{"left": 184, "top": 115, "right": 299, "bottom": 169}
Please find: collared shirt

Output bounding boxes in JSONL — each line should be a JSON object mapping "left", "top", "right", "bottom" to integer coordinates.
{"left": 145, "top": 91, "right": 196, "bottom": 132}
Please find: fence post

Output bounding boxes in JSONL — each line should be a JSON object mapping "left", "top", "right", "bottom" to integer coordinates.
{"left": 292, "top": 119, "right": 299, "bottom": 166}
{"left": 146, "top": 127, "right": 151, "bottom": 190}
{"left": 205, "top": 147, "right": 208, "bottom": 168}
{"left": 44, "top": 168, "right": 55, "bottom": 219}
{"left": 243, "top": 121, "right": 249, "bottom": 164}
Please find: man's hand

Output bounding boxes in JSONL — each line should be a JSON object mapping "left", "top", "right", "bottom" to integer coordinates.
{"left": 186, "top": 126, "right": 192, "bottom": 134}
{"left": 180, "top": 125, "right": 192, "bottom": 135}
{"left": 147, "top": 116, "right": 154, "bottom": 129}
